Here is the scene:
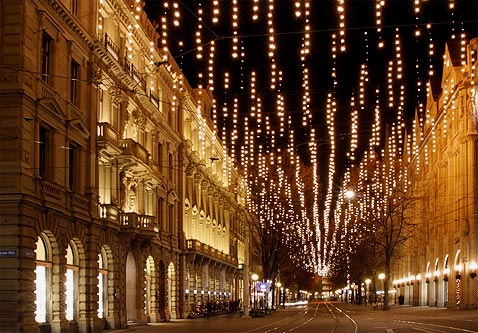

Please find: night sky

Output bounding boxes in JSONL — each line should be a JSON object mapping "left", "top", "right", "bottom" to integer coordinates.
{"left": 145, "top": 0, "right": 478, "bottom": 173}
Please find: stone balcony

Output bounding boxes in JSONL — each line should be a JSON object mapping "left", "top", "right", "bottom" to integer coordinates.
{"left": 120, "top": 212, "right": 158, "bottom": 237}
{"left": 186, "top": 239, "right": 237, "bottom": 267}
{"left": 99, "top": 205, "right": 158, "bottom": 237}
{"left": 97, "top": 122, "right": 121, "bottom": 158}
{"left": 119, "top": 138, "right": 150, "bottom": 165}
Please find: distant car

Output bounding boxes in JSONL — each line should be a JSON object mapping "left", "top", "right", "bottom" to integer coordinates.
{"left": 329, "top": 296, "right": 337, "bottom": 301}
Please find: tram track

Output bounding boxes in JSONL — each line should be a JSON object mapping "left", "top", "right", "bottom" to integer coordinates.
{"left": 239, "top": 302, "right": 360, "bottom": 333}
{"left": 323, "top": 301, "right": 359, "bottom": 333}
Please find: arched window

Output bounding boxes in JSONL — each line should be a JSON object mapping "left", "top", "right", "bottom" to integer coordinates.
{"left": 35, "top": 236, "right": 51, "bottom": 323}
{"left": 65, "top": 243, "right": 79, "bottom": 321}
{"left": 97, "top": 249, "right": 108, "bottom": 318}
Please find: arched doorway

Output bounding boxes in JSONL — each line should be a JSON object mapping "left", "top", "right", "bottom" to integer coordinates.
{"left": 97, "top": 246, "right": 114, "bottom": 328}
{"left": 145, "top": 256, "right": 157, "bottom": 322}
{"left": 35, "top": 234, "right": 52, "bottom": 324}
{"left": 126, "top": 252, "right": 137, "bottom": 322}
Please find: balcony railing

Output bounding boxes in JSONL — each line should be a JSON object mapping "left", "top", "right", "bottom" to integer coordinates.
{"left": 38, "top": 179, "right": 63, "bottom": 204}
{"left": 186, "top": 239, "right": 237, "bottom": 266}
{"left": 103, "top": 33, "right": 119, "bottom": 60}
{"left": 96, "top": 123, "right": 119, "bottom": 147}
{"left": 68, "top": 192, "right": 89, "bottom": 214}
{"left": 99, "top": 204, "right": 120, "bottom": 225}
{"left": 120, "top": 138, "right": 149, "bottom": 165}
{"left": 120, "top": 212, "right": 158, "bottom": 234}
{"left": 123, "top": 58, "right": 145, "bottom": 89}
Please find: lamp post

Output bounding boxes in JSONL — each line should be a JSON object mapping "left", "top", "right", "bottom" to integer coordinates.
{"left": 378, "top": 273, "right": 385, "bottom": 308}
{"left": 251, "top": 273, "right": 259, "bottom": 311}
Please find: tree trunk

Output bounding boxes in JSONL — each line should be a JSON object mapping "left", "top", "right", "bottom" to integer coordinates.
{"left": 383, "top": 266, "right": 391, "bottom": 311}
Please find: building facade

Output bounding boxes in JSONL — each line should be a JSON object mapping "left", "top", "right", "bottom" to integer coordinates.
{"left": 393, "top": 39, "right": 478, "bottom": 309}
{"left": 0, "top": 1, "right": 248, "bottom": 333}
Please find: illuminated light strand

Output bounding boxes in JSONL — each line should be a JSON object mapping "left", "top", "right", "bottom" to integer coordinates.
{"left": 387, "top": 60, "right": 394, "bottom": 108}
{"left": 449, "top": 0, "right": 456, "bottom": 39}
{"left": 375, "top": 0, "right": 386, "bottom": 48}
{"left": 207, "top": 40, "right": 215, "bottom": 92}
{"left": 212, "top": 0, "right": 220, "bottom": 24}
{"left": 348, "top": 95, "right": 358, "bottom": 162}
{"left": 337, "top": 0, "right": 346, "bottom": 52}
{"left": 267, "top": 0, "right": 278, "bottom": 90}
{"left": 195, "top": 5, "right": 204, "bottom": 60}
{"left": 252, "top": 0, "right": 260, "bottom": 20}
{"left": 232, "top": 0, "right": 239, "bottom": 59}
{"left": 371, "top": 89, "right": 381, "bottom": 150}
{"left": 160, "top": 3, "right": 170, "bottom": 53}
{"left": 309, "top": 128, "right": 322, "bottom": 271}
{"left": 277, "top": 94, "right": 286, "bottom": 134}
{"left": 460, "top": 32, "right": 467, "bottom": 72}
{"left": 323, "top": 32, "right": 339, "bottom": 266}
{"left": 230, "top": 98, "right": 238, "bottom": 183}
{"left": 413, "top": 0, "right": 426, "bottom": 125}
{"left": 241, "top": 116, "right": 250, "bottom": 181}
{"left": 323, "top": 92, "right": 337, "bottom": 264}
{"left": 300, "top": 0, "right": 312, "bottom": 127}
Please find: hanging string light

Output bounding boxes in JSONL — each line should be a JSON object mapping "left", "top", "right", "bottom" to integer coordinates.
{"left": 375, "top": 0, "right": 386, "bottom": 48}
{"left": 252, "top": 0, "right": 260, "bottom": 20}
{"left": 337, "top": 0, "right": 346, "bottom": 52}
{"left": 212, "top": 0, "right": 220, "bottom": 24}
{"left": 231, "top": 0, "right": 239, "bottom": 59}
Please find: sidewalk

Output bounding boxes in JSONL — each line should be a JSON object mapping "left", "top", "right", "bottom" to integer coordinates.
{"left": 104, "top": 309, "right": 283, "bottom": 333}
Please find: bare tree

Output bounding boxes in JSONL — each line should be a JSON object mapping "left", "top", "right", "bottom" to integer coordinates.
{"left": 355, "top": 155, "right": 417, "bottom": 310}
{"left": 246, "top": 149, "right": 319, "bottom": 286}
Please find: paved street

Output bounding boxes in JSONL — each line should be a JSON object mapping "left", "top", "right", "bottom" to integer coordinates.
{"left": 106, "top": 302, "right": 478, "bottom": 333}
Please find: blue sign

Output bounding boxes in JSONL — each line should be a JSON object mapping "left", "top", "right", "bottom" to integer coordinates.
{"left": 256, "top": 282, "right": 270, "bottom": 292}
{"left": 0, "top": 250, "right": 17, "bottom": 257}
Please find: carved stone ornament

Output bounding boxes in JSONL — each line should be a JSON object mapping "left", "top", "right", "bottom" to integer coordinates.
{"left": 131, "top": 109, "right": 147, "bottom": 131}
{"left": 110, "top": 87, "right": 128, "bottom": 105}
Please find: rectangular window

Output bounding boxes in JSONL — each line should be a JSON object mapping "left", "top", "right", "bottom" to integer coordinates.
{"left": 41, "top": 32, "right": 53, "bottom": 84}
{"left": 39, "top": 126, "right": 50, "bottom": 179}
{"left": 70, "top": 60, "right": 80, "bottom": 106}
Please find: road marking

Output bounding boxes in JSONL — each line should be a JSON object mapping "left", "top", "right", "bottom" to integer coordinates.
{"left": 395, "top": 320, "right": 478, "bottom": 333}
{"left": 386, "top": 329, "right": 394, "bottom": 333}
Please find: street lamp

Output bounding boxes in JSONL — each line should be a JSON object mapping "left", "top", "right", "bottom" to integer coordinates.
{"left": 251, "top": 273, "right": 259, "bottom": 311}
{"left": 378, "top": 273, "right": 385, "bottom": 307}
{"left": 345, "top": 189, "right": 355, "bottom": 199}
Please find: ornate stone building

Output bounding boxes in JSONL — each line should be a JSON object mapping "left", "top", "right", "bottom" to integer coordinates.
{"left": 393, "top": 38, "right": 478, "bottom": 309}
{"left": 180, "top": 88, "right": 250, "bottom": 316}
{"left": 0, "top": 1, "right": 248, "bottom": 333}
